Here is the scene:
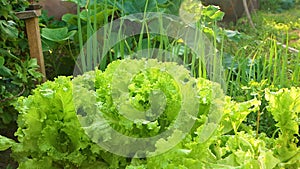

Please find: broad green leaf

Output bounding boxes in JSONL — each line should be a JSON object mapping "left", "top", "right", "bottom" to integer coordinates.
{"left": 41, "top": 27, "right": 77, "bottom": 42}
{"left": 62, "top": 13, "right": 78, "bottom": 26}
{"left": 197, "top": 122, "right": 218, "bottom": 143}
{"left": 27, "top": 58, "right": 38, "bottom": 69}
{"left": 0, "top": 56, "right": 4, "bottom": 66}
{"left": 41, "top": 38, "right": 58, "bottom": 52}
{"left": 90, "top": 8, "right": 116, "bottom": 26}
{"left": 202, "top": 5, "right": 219, "bottom": 15}
{"left": 0, "top": 8, "right": 9, "bottom": 20}
{"left": 0, "top": 20, "right": 18, "bottom": 39}
{"left": 221, "top": 98, "right": 260, "bottom": 134}
{"left": 0, "top": 65, "right": 12, "bottom": 76}
{"left": 224, "top": 30, "right": 243, "bottom": 43}
{"left": 259, "top": 151, "right": 280, "bottom": 169}
{"left": 209, "top": 10, "right": 225, "bottom": 21}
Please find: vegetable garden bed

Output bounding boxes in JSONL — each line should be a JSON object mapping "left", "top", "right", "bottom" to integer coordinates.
{"left": 0, "top": 0, "right": 299, "bottom": 168}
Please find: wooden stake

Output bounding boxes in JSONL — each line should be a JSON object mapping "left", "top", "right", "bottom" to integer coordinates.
{"left": 16, "top": 5, "right": 46, "bottom": 82}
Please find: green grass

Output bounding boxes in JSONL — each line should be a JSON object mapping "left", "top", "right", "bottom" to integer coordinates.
{"left": 232, "top": 4, "right": 300, "bottom": 49}
{"left": 73, "top": 0, "right": 299, "bottom": 101}
{"left": 221, "top": 4, "right": 300, "bottom": 99}
{"left": 75, "top": 0, "right": 223, "bottom": 82}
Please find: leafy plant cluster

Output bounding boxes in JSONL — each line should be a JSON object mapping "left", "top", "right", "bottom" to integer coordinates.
{"left": 222, "top": 2, "right": 300, "bottom": 99}
{"left": 39, "top": 0, "right": 229, "bottom": 79}
{"left": 1, "top": 0, "right": 299, "bottom": 168}
{"left": 0, "top": 59, "right": 299, "bottom": 168}
{"left": 0, "top": 0, "right": 42, "bottom": 136}
{"left": 37, "top": 0, "right": 299, "bottom": 150}
{"left": 39, "top": 0, "right": 183, "bottom": 79}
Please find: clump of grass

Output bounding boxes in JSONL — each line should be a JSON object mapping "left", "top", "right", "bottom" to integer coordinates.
{"left": 74, "top": 0, "right": 300, "bottom": 101}
{"left": 75, "top": 0, "right": 224, "bottom": 86}
{"left": 224, "top": 35, "right": 300, "bottom": 99}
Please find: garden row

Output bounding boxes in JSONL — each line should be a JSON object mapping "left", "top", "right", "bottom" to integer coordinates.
{"left": 0, "top": 0, "right": 299, "bottom": 168}
{"left": 1, "top": 59, "right": 300, "bottom": 168}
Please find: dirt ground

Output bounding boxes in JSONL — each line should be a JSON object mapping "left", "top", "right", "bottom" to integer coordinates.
{"left": 0, "top": 149, "right": 18, "bottom": 169}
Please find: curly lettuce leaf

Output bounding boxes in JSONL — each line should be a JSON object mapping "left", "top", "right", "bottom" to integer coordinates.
{"left": 0, "top": 135, "right": 15, "bottom": 151}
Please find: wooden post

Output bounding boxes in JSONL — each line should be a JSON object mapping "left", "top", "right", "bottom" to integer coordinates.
{"left": 16, "top": 4, "right": 46, "bottom": 82}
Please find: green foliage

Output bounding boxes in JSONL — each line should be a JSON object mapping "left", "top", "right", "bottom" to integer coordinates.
{"left": 65, "top": 0, "right": 183, "bottom": 15}
{"left": 0, "top": 135, "right": 15, "bottom": 151}
{"left": 39, "top": 10, "right": 77, "bottom": 80}
{"left": 127, "top": 86, "right": 300, "bottom": 169}
{"left": 0, "top": 59, "right": 224, "bottom": 168}
{"left": 223, "top": 2, "right": 300, "bottom": 95}
{"left": 40, "top": 0, "right": 226, "bottom": 79}
{"left": 0, "top": 0, "right": 28, "bottom": 53}
{"left": 260, "top": 0, "right": 296, "bottom": 12}
{"left": 265, "top": 87, "right": 300, "bottom": 167}
{"left": 239, "top": 80, "right": 278, "bottom": 137}
{"left": 232, "top": 6, "right": 300, "bottom": 49}
{"left": 10, "top": 76, "right": 124, "bottom": 168}
{"left": 114, "top": 0, "right": 182, "bottom": 15}
{"left": 41, "top": 27, "right": 77, "bottom": 42}
{"left": 94, "top": 59, "right": 182, "bottom": 137}
{"left": 230, "top": 4, "right": 298, "bottom": 109}
{"left": 0, "top": 0, "right": 42, "bottom": 134}
{"left": 39, "top": 2, "right": 117, "bottom": 79}
{"left": 1, "top": 58, "right": 299, "bottom": 168}
{"left": 0, "top": 1, "right": 43, "bottom": 167}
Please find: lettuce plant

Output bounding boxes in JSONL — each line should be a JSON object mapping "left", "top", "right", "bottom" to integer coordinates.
{"left": 0, "top": 59, "right": 299, "bottom": 168}
{"left": 0, "top": 59, "right": 223, "bottom": 168}
{"left": 11, "top": 76, "right": 123, "bottom": 168}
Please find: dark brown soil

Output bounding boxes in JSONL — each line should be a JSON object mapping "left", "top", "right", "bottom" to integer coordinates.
{"left": 0, "top": 149, "right": 18, "bottom": 169}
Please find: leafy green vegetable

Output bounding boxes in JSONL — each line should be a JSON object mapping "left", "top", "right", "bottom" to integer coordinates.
{"left": 0, "top": 135, "right": 15, "bottom": 151}
{"left": 1, "top": 58, "right": 299, "bottom": 168}
{"left": 221, "top": 97, "right": 261, "bottom": 134}
{"left": 265, "top": 87, "right": 300, "bottom": 167}
{"left": 2, "top": 58, "right": 225, "bottom": 167}
{"left": 93, "top": 59, "right": 183, "bottom": 137}
{"left": 75, "top": 59, "right": 219, "bottom": 157}
{"left": 11, "top": 76, "right": 122, "bottom": 168}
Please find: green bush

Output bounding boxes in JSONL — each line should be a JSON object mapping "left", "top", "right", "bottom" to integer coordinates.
{"left": 0, "top": 0, "right": 42, "bottom": 137}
